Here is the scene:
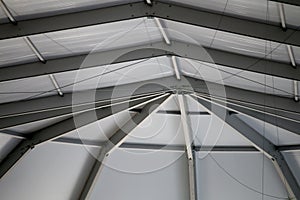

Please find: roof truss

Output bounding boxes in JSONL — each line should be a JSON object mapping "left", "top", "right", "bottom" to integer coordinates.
{"left": 0, "top": 1, "right": 299, "bottom": 47}
{"left": 1, "top": 41, "right": 299, "bottom": 82}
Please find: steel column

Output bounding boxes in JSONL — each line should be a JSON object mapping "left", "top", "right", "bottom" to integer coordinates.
{"left": 177, "top": 94, "right": 196, "bottom": 200}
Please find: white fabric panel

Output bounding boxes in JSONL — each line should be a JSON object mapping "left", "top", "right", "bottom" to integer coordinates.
{"left": 90, "top": 149, "right": 189, "bottom": 199}
{"left": 185, "top": 95, "right": 208, "bottom": 112}
{"left": 30, "top": 18, "right": 161, "bottom": 60}
{"left": 0, "top": 135, "right": 20, "bottom": 162}
{"left": 124, "top": 95, "right": 192, "bottom": 145}
{"left": 157, "top": 94, "right": 180, "bottom": 111}
{"left": 282, "top": 151, "right": 300, "bottom": 185}
{"left": 187, "top": 96, "right": 251, "bottom": 146}
{"left": 190, "top": 115, "right": 251, "bottom": 146}
{"left": 0, "top": 56, "right": 171, "bottom": 104}
{"left": 125, "top": 113, "right": 185, "bottom": 145}
{"left": 68, "top": 93, "right": 243, "bottom": 146}
{"left": 63, "top": 110, "right": 134, "bottom": 142}
{"left": 122, "top": 95, "right": 200, "bottom": 146}
{"left": 212, "top": 31, "right": 290, "bottom": 63}
{"left": 0, "top": 37, "right": 38, "bottom": 67}
{"left": 196, "top": 152, "right": 289, "bottom": 200}
{"left": 167, "top": 0, "right": 281, "bottom": 25}
{"left": 4, "top": 0, "right": 141, "bottom": 20}
{"left": 164, "top": 20, "right": 290, "bottom": 63}
{"left": 238, "top": 114, "right": 300, "bottom": 146}
{"left": 54, "top": 56, "right": 173, "bottom": 92}
{"left": 165, "top": 20, "right": 215, "bottom": 46}
{"left": 0, "top": 7, "right": 8, "bottom": 23}
{"left": 0, "top": 75, "right": 57, "bottom": 104}
{"left": 8, "top": 115, "right": 70, "bottom": 134}
{"left": 292, "top": 45, "right": 300, "bottom": 65}
{"left": 156, "top": 95, "right": 207, "bottom": 112}
{"left": 0, "top": 142, "right": 100, "bottom": 200}
{"left": 283, "top": 3, "right": 300, "bottom": 28}
{"left": 179, "top": 58, "right": 294, "bottom": 97}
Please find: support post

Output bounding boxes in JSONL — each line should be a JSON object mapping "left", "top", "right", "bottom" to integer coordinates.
{"left": 177, "top": 94, "right": 196, "bottom": 200}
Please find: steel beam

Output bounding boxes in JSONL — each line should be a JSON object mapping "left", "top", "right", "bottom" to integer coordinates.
{"left": 78, "top": 93, "right": 170, "bottom": 199}
{"left": 271, "top": 0, "right": 300, "bottom": 6}
{"left": 156, "top": 110, "right": 210, "bottom": 115}
{"left": 187, "top": 76, "right": 300, "bottom": 120}
{"left": 0, "top": 93, "right": 166, "bottom": 179}
{"left": 177, "top": 94, "right": 196, "bottom": 200}
{"left": 0, "top": 129, "right": 105, "bottom": 147}
{"left": 1, "top": 41, "right": 300, "bottom": 83}
{"left": 193, "top": 146, "right": 258, "bottom": 152}
{"left": 191, "top": 95, "right": 300, "bottom": 200}
{"left": 1, "top": 127, "right": 296, "bottom": 152}
{"left": 177, "top": 94, "right": 194, "bottom": 159}
{"left": 1, "top": 1, "right": 299, "bottom": 46}
{"left": 1, "top": 75, "right": 300, "bottom": 132}
{"left": 0, "top": 128, "right": 264, "bottom": 151}
{"left": 277, "top": 145, "right": 300, "bottom": 152}
{"left": 194, "top": 92, "right": 300, "bottom": 135}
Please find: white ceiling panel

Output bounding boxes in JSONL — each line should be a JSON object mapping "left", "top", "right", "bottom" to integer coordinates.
{"left": 0, "top": 142, "right": 100, "bottom": 200}
{"left": 166, "top": 0, "right": 292, "bottom": 26}
{"left": 0, "top": 37, "right": 38, "bottom": 67}
{"left": 157, "top": 95, "right": 207, "bottom": 112}
{"left": 196, "top": 151, "right": 289, "bottom": 200}
{"left": 4, "top": 0, "right": 141, "bottom": 20}
{"left": 8, "top": 115, "right": 70, "bottom": 134}
{"left": 164, "top": 20, "right": 291, "bottom": 63}
{"left": 212, "top": 31, "right": 290, "bottom": 63}
{"left": 190, "top": 115, "right": 251, "bottom": 146}
{"left": 125, "top": 113, "right": 185, "bottom": 145}
{"left": 186, "top": 96, "right": 251, "bottom": 146}
{"left": 0, "top": 134, "right": 20, "bottom": 162}
{"left": 30, "top": 18, "right": 161, "bottom": 60}
{"left": 90, "top": 149, "right": 189, "bottom": 199}
{"left": 179, "top": 58, "right": 294, "bottom": 97}
{"left": 291, "top": 45, "right": 300, "bottom": 65}
{"left": 0, "top": 7, "right": 8, "bottom": 23}
{"left": 63, "top": 110, "right": 133, "bottom": 142}
{"left": 283, "top": 3, "right": 300, "bottom": 28}
{"left": 237, "top": 114, "right": 300, "bottom": 146}
{"left": 164, "top": 20, "right": 215, "bottom": 46}
{"left": 0, "top": 74, "right": 57, "bottom": 103}
{"left": 53, "top": 56, "right": 173, "bottom": 93}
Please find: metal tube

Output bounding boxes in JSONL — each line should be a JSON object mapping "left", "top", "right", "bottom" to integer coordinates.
{"left": 0, "top": 0, "right": 16, "bottom": 24}
{"left": 154, "top": 17, "right": 171, "bottom": 45}
{"left": 287, "top": 45, "right": 296, "bottom": 67}
{"left": 24, "top": 36, "right": 46, "bottom": 63}
{"left": 278, "top": 3, "right": 287, "bottom": 29}
{"left": 171, "top": 56, "right": 181, "bottom": 80}
{"left": 49, "top": 74, "right": 64, "bottom": 96}
{"left": 294, "top": 80, "right": 299, "bottom": 101}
